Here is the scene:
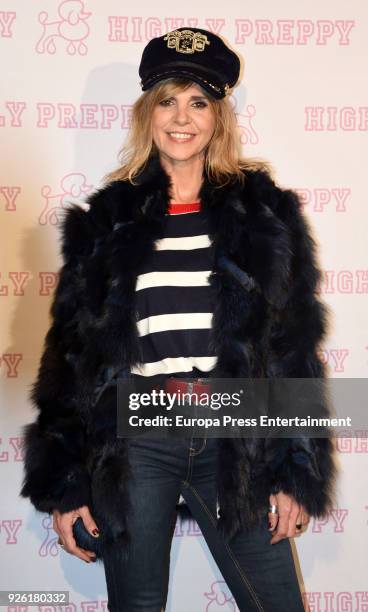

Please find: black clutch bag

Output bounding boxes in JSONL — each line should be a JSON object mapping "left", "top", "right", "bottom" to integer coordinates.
{"left": 72, "top": 517, "right": 104, "bottom": 559}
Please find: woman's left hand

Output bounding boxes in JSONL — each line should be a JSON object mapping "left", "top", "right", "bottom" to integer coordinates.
{"left": 268, "top": 492, "right": 310, "bottom": 545}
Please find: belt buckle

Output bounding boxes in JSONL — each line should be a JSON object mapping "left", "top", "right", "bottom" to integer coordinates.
{"left": 187, "top": 381, "right": 194, "bottom": 394}
{"left": 195, "top": 378, "right": 208, "bottom": 389}
{"left": 189, "top": 378, "right": 209, "bottom": 405}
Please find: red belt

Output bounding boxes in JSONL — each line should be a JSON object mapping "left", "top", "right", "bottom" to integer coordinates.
{"left": 157, "top": 377, "right": 212, "bottom": 403}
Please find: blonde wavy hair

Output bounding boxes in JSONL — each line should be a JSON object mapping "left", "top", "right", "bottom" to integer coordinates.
{"left": 102, "top": 78, "right": 274, "bottom": 188}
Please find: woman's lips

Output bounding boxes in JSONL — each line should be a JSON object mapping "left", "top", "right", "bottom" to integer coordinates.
{"left": 167, "top": 132, "right": 196, "bottom": 143}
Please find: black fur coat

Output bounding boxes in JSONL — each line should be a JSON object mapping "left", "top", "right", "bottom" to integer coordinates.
{"left": 20, "top": 153, "right": 337, "bottom": 553}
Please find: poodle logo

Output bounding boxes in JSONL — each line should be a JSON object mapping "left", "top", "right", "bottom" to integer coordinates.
{"left": 35, "top": 0, "right": 91, "bottom": 55}
{"left": 204, "top": 580, "right": 238, "bottom": 610}
{"left": 236, "top": 105, "right": 258, "bottom": 145}
{"left": 38, "top": 173, "right": 93, "bottom": 226}
{"left": 38, "top": 515, "right": 61, "bottom": 557}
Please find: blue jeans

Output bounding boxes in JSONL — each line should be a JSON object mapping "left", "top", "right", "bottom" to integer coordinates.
{"left": 102, "top": 413, "right": 306, "bottom": 612}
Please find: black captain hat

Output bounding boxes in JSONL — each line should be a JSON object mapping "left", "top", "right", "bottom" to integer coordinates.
{"left": 138, "top": 27, "right": 241, "bottom": 99}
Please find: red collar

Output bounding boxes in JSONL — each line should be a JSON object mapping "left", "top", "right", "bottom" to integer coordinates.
{"left": 167, "top": 202, "right": 201, "bottom": 215}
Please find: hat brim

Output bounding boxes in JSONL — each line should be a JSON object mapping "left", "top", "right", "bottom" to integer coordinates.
{"left": 141, "top": 67, "right": 225, "bottom": 99}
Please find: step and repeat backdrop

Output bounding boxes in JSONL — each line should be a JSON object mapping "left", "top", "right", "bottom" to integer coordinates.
{"left": 1, "top": 1, "right": 367, "bottom": 611}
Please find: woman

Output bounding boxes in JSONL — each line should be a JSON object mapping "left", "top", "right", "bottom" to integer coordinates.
{"left": 20, "top": 27, "right": 337, "bottom": 611}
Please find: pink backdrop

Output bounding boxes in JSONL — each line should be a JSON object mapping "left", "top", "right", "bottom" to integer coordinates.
{"left": 1, "top": 1, "right": 367, "bottom": 610}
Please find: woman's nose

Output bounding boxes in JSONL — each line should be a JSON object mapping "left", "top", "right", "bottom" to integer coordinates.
{"left": 173, "top": 106, "right": 191, "bottom": 124}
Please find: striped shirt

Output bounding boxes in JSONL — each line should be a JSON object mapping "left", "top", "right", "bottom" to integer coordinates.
{"left": 130, "top": 201, "right": 217, "bottom": 378}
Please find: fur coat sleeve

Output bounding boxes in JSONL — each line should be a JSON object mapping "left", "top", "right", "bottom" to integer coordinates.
{"left": 263, "top": 184, "right": 337, "bottom": 517}
{"left": 20, "top": 205, "right": 95, "bottom": 515}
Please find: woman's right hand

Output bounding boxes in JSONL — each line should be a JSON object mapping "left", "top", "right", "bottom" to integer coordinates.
{"left": 52, "top": 505, "right": 100, "bottom": 563}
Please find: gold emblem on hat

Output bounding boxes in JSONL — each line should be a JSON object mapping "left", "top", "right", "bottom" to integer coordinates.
{"left": 164, "top": 29, "right": 210, "bottom": 54}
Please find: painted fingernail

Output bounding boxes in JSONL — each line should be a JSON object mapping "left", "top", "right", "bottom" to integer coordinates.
{"left": 92, "top": 529, "right": 99, "bottom": 536}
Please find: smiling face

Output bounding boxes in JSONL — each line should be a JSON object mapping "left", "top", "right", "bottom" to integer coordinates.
{"left": 151, "top": 82, "right": 216, "bottom": 164}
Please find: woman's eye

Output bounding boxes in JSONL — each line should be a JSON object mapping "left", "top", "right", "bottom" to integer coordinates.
{"left": 158, "top": 99, "right": 208, "bottom": 108}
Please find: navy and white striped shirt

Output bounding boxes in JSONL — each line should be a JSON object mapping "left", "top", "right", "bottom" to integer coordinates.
{"left": 130, "top": 201, "right": 217, "bottom": 378}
